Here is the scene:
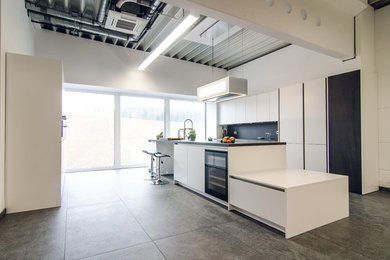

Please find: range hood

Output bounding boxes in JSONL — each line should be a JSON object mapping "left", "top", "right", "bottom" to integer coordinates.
{"left": 197, "top": 76, "right": 248, "bottom": 102}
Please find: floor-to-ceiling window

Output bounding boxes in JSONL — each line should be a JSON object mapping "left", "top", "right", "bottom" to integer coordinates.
{"left": 63, "top": 91, "right": 115, "bottom": 171}
{"left": 169, "top": 100, "right": 206, "bottom": 140}
{"left": 63, "top": 89, "right": 207, "bottom": 172}
{"left": 120, "top": 96, "right": 164, "bottom": 166}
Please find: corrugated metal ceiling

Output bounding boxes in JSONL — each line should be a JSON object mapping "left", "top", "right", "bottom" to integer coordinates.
{"left": 26, "top": 0, "right": 290, "bottom": 70}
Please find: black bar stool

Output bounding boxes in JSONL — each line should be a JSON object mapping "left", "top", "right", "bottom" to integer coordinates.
{"left": 152, "top": 153, "right": 170, "bottom": 185}
{"left": 142, "top": 150, "right": 156, "bottom": 181}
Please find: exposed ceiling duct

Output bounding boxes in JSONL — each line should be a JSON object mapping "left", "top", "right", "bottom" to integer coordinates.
{"left": 25, "top": 0, "right": 164, "bottom": 46}
{"left": 25, "top": 0, "right": 290, "bottom": 70}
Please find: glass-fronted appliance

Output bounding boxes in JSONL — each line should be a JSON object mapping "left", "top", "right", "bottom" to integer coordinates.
{"left": 205, "top": 150, "right": 228, "bottom": 201}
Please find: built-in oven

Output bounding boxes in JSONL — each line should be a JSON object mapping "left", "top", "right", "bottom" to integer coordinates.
{"left": 205, "top": 150, "right": 228, "bottom": 202}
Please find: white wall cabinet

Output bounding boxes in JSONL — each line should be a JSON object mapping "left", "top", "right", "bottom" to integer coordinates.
{"left": 219, "top": 100, "right": 235, "bottom": 125}
{"left": 269, "top": 90, "right": 279, "bottom": 121}
{"left": 280, "top": 84, "right": 304, "bottom": 144}
{"left": 245, "top": 96, "right": 257, "bottom": 123}
{"left": 219, "top": 90, "right": 279, "bottom": 125}
{"left": 256, "top": 93, "right": 269, "bottom": 122}
{"left": 234, "top": 98, "right": 246, "bottom": 124}
{"left": 304, "top": 78, "right": 327, "bottom": 172}
{"left": 280, "top": 84, "right": 304, "bottom": 169}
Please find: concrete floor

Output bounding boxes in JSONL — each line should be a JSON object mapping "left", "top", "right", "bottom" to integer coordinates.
{"left": 0, "top": 168, "right": 389, "bottom": 260}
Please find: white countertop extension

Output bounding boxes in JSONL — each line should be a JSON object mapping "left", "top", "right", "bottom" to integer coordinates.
{"left": 230, "top": 169, "right": 348, "bottom": 190}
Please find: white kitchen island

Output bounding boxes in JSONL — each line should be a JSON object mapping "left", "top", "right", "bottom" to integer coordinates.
{"left": 229, "top": 169, "right": 349, "bottom": 238}
{"left": 151, "top": 139, "right": 349, "bottom": 239}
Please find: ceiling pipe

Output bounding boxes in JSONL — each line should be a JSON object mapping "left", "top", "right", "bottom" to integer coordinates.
{"left": 28, "top": 10, "right": 134, "bottom": 42}
{"left": 97, "top": 0, "right": 110, "bottom": 25}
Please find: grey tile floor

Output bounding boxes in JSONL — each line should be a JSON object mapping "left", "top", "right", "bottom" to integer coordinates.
{"left": 0, "top": 168, "right": 389, "bottom": 260}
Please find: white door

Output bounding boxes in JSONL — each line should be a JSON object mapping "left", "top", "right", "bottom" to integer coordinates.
{"left": 286, "top": 143, "right": 304, "bottom": 169}
{"left": 187, "top": 146, "right": 205, "bottom": 192}
{"left": 245, "top": 96, "right": 257, "bottom": 123}
{"left": 305, "top": 144, "right": 327, "bottom": 172}
{"left": 174, "top": 144, "right": 188, "bottom": 184}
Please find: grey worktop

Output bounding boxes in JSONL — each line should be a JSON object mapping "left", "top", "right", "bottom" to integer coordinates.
{"left": 149, "top": 139, "right": 286, "bottom": 147}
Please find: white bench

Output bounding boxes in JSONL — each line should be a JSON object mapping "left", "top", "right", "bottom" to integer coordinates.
{"left": 228, "top": 169, "right": 349, "bottom": 238}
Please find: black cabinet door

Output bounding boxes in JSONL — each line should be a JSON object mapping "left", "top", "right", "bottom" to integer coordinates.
{"left": 328, "top": 70, "right": 361, "bottom": 194}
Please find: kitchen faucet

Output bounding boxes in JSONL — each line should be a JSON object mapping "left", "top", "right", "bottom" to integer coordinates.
{"left": 177, "top": 119, "right": 193, "bottom": 139}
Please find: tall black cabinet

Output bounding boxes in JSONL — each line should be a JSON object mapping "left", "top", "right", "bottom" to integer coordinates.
{"left": 328, "top": 70, "right": 362, "bottom": 194}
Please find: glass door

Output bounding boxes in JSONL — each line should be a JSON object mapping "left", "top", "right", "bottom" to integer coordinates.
{"left": 63, "top": 91, "right": 115, "bottom": 171}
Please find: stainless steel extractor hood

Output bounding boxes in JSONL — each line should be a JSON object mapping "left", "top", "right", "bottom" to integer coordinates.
{"left": 197, "top": 76, "right": 248, "bottom": 102}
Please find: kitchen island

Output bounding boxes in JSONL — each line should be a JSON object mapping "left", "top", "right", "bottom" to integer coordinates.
{"left": 149, "top": 139, "right": 287, "bottom": 203}
{"left": 149, "top": 139, "right": 349, "bottom": 239}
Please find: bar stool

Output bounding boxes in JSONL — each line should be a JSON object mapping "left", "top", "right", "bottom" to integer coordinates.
{"left": 142, "top": 150, "right": 156, "bottom": 181}
{"left": 152, "top": 153, "right": 170, "bottom": 185}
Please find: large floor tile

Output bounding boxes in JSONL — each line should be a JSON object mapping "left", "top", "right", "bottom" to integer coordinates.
{"left": 83, "top": 242, "right": 165, "bottom": 260}
{"left": 65, "top": 202, "right": 150, "bottom": 259}
{"left": 155, "top": 226, "right": 261, "bottom": 260}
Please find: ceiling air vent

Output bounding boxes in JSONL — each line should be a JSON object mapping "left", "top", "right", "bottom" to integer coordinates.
{"left": 104, "top": 10, "right": 148, "bottom": 36}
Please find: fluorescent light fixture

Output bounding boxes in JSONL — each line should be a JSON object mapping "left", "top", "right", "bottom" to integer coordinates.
{"left": 197, "top": 76, "right": 248, "bottom": 102}
{"left": 137, "top": 14, "right": 199, "bottom": 71}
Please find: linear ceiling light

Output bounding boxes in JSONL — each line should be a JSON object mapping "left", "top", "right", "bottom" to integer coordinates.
{"left": 137, "top": 14, "right": 199, "bottom": 71}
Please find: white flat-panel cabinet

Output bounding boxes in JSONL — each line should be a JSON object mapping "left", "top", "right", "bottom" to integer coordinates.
{"left": 279, "top": 84, "right": 303, "bottom": 144}
{"left": 269, "top": 90, "right": 279, "bottom": 121}
{"left": 305, "top": 144, "right": 327, "bottom": 172}
{"left": 187, "top": 146, "right": 205, "bottom": 192}
{"left": 304, "top": 78, "right": 327, "bottom": 172}
{"left": 304, "top": 79, "right": 326, "bottom": 145}
{"left": 5, "top": 53, "right": 63, "bottom": 213}
{"left": 245, "top": 96, "right": 257, "bottom": 123}
{"left": 256, "top": 93, "right": 269, "bottom": 122}
{"left": 286, "top": 143, "right": 304, "bottom": 169}
{"left": 174, "top": 144, "right": 188, "bottom": 184}
{"left": 219, "top": 100, "right": 235, "bottom": 125}
{"left": 235, "top": 98, "right": 246, "bottom": 124}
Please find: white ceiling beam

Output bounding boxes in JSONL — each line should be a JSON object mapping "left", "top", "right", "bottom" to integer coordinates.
{"left": 163, "top": 0, "right": 368, "bottom": 60}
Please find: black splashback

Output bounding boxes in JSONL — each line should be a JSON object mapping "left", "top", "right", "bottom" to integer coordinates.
{"left": 226, "top": 122, "right": 278, "bottom": 140}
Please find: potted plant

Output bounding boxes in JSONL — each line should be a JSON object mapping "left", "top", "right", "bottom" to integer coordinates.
{"left": 188, "top": 129, "right": 196, "bottom": 141}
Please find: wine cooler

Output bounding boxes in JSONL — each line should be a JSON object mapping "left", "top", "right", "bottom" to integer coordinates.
{"left": 205, "top": 150, "right": 228, "bottom": 202}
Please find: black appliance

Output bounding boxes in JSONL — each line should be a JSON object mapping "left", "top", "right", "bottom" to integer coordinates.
{"left": 205, "top": 150, "right": 228, "bottom": 201}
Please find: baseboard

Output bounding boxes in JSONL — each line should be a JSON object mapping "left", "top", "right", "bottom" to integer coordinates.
{"left": 379, "top": 186, "right": 390, "bottom": 192}
{"left": 0, "top": 208, "right": 6, "bottom": 222}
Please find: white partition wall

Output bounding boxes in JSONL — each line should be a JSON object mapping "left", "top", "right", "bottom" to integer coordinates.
{"left": 5, "top": 53, "right": 63, "bottom": 213}
{"left": 279, "top": 84, "right": 304, "bottom": 169}
{"left": 304, "top": 78, "right": 327, "bottom": 172}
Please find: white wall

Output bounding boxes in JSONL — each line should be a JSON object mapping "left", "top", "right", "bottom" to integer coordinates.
{"left": 34, "top": 30, "right": 227, "bottom": 96}
{"left": 375, "top": 5, "right": 390, "bottom": 188}
{"left": 228, "top": 44, "right": 359, "bottom": 95}
{"left": 0, "top": 0, "right": 35, "bottom": 213}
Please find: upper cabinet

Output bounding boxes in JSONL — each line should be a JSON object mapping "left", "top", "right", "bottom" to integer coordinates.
{"left": 219, "top": 90, "right": 279, "bottom": 125}
{"left": 245, "top": 95, "right": 257, "bottom": 123}
{"left": 234, "top": 98, "right": 246, "bottom": 124}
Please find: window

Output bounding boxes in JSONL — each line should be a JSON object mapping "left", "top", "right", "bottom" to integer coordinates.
{"left": 63, "top": 91, "right": 115, "bottom": 170}
{"left": 170, "top": 100, "right": 205, "bottom": 140}
{"left": 120, "top": 96, "right": 164, "bottom": 166}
